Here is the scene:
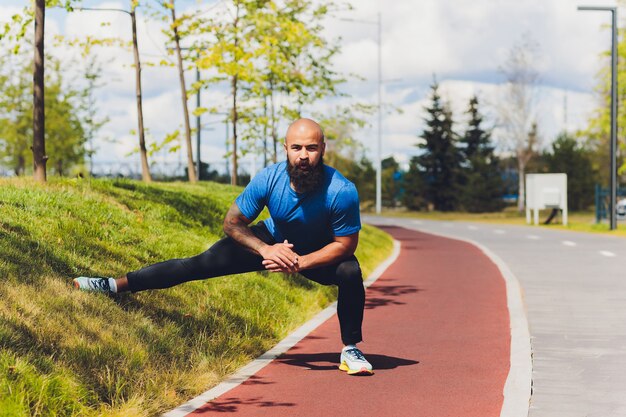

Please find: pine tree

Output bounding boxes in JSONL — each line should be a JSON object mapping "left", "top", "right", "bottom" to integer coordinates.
{"left": 459, "top": 96, "right": 505, "bottom": 212}
{"left": 543, "top": 132, "right": 595, "bottom": 211}
{"left": 411, "top": 80, "right": 461, "bottom": 211}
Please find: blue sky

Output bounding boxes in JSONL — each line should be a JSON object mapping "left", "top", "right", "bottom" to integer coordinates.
{"left": 0, "top": 0, "right": 619, "bottom": 173}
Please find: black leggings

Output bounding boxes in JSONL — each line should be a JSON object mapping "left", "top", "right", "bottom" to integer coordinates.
{"left": 126, "top": 222, "right": 365, "bottom": 345}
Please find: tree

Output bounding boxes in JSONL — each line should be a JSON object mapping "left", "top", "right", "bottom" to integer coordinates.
{"left": 543, "top": 132, "right": 596, "bottom": 211}
{"left": 412, "top": 80, "right": 461, "bottom": 211}
{"left": 498, "top": 32, "right": 541, "bottom": 212}
{"left": 381, "top": 156, "right": 402, "bottom": 207}
{"left": 0, "top": 55, "right": 89, "bottom": 176}
{"left": 161, "top": 0, "right": 196, "bottom": 182}
{"left": 582, "top": 13, "right": 626, "bottom": 186}
{"left": 459, "top": 96, "right": 505, "bottom": 212}
{"left": 1, "top": 0, "right": 79, "bottom": 182}
{"left": 196, "top": 0, "right": 345, "bottom": 182}
{"left": 197, "top": 0, "right": 267, "bottom": 185}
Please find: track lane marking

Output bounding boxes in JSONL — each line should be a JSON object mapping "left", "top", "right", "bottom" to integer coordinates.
{"left": 562, "top": 241, "right": 576, "bottom": 247}
{"left": 599, "top": 250, "right": 616, "bottom": 257}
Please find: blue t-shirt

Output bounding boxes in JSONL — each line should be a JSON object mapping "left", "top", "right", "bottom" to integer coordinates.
{"left": 235, "top": 161, "right": 361, "bottom": 255}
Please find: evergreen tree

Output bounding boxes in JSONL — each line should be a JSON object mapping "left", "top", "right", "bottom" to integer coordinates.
{"left": 459, "top": 96, "right": 505, "bottom": 212}
{"left": 382, "top": 156, "right": 402, "bottom": 207}
{"left": 543, "top": 132, "right": 595, "bottom": 211}
{"left": 412, "top": 80, "right": 461, "bottom": 211}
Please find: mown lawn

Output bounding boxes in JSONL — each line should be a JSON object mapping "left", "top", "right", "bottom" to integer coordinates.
{"left": 0, "top": 177, "right": 393, "bottom": 417}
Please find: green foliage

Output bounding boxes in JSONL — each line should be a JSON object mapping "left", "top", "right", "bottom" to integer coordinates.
{"left": 0, "top": 177, "right": 393, "bottom": 416}
{"left": 458, "top": 96, "right": 505, "bottom": 213}
{"left": 542, "top": 132, "right": 596, "bottom": 211}
{"left": 0, "top": 54, "right": 90, "bottom": 176}
{"left": 325, "top": 151, "right": 375, "bottom": 205}
{"left": 582, "top": 12, "right": 626, "bottom": 185}
{"left": 192, "top": 0, "right": 346, "bottom": 165}
{"left": 411, "top": 80, "right": 462, "bottom": 211}
{"left": 382, "top": 156, "right": 402, "bottom": 207}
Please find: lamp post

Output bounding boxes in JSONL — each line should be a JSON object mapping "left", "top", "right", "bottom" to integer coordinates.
{"left": 340, "top": 13, "right": 383, "bottom": 214}
{"left": 578, "top": 6, "right": 618, "bottom": 230}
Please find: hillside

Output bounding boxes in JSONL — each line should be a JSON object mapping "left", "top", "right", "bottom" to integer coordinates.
{"left": 0, "top": 178, "right": 393, "bottom": 417}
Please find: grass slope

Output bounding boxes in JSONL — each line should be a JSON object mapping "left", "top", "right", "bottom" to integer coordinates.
{"left": 0, "top": 178, "right": 393, "bottom": 417}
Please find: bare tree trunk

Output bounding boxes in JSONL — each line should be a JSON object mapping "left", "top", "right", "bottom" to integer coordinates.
{"left": 170, "top": 0, "right": 196, "bottom": 182}
{"left": 33, "top": 0, "right": 47, "bottom": 182}
{"left": 131, "top": 4, "right": 152, "bottom": 182}
{"left": 16, "top": 155, "right": 25, "bottom": 176}
{"left": 270, "top": 80, "right": 277, "bottom": 163}
{"left": 263, "top": 96, "right": 268, "bottom": 167}
{"left": 231, "top": 74, "right": 238, "bottom": 186}
{"left": 517, "top": 160, "right": 526, "bottom": 212}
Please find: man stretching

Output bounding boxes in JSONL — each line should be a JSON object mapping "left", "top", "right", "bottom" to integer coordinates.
{"left": 74, "top": 118, "right": 373, "bottom": 375}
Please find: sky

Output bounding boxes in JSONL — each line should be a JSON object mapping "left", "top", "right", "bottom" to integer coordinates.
{"left": 0, "top": 0, "right": 620, "bottom": 175}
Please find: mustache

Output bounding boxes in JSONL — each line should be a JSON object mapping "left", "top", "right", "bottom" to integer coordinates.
{"left": 287, "top": 157, "right": 324, "bottom": 192}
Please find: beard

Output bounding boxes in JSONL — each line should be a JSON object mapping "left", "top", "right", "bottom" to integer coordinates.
{"left": 287, "top": 156, "right": 325, "bottom": 193}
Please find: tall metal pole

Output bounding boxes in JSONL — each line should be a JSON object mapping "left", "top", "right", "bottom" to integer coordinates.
{"left": 376, "top": 12, "right": 382, "bottom": 215}
{"left": 610, "top": 9, "right": 618, "bottom": 230}
{"left": 578, "top": 6, "right": 618, "bottom": 230}
{"left": 196, "top": 65, "right": 201, "bottom": 180}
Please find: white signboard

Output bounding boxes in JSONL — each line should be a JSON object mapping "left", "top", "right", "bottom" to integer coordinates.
{"left": 525, "top": 173, "right": 568, "bottom": 226}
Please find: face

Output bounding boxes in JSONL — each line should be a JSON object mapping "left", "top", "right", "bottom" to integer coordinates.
{"left": 284, "top": 119, "right": 326, "bottom": 192}
{"left": 284, "top": 124, "right": 325, "bottom": 171}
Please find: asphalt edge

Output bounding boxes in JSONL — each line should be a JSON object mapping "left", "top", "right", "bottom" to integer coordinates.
{"left": 405, "top": 226, "right": 532, "bottom": 417}
{"left": 162, "top": 239, "right": 402, "bottom": 417}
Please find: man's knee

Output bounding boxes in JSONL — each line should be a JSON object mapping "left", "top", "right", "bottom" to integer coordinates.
{"left": 336, "top": 260, "right": 362, "bottom": 285}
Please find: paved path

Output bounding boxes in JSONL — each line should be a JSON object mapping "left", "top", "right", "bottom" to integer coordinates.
{"left": 365, "top": 216, "right": 626, "bottom": 417}
{"left": 168, "top": 225, "right": 512, "bottom": 417}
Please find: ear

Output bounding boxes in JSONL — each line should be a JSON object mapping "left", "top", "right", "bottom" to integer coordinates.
{"left": 321, "top": 142, "right": 326, "bottom": 156}
{"left": 283, "top": 141, "right": 287, "bottom": 152}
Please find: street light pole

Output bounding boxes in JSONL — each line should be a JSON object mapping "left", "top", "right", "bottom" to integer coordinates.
{"left": 578, "top": 6, "right": 618, "bottom": 230}
{"left": 376, "top": 12, "right": 382, "bottom": 215}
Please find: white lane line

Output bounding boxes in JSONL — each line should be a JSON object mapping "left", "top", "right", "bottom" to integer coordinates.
{"left": 494, "top": 229, "right": 506, "bottom": 235}
{"left": 468, "top": 225, "right": 479, "bottom": 230}
{"left": 562, "top": 241, "right": 577, "bottom": 247}
{"left": 599, "top": 250, "right": 616, "bottom": 257}
{"left": 412, "top": 219, "right": 423, "bottom": 225}
{"left": 443, "top": 223, "right": 454, "bottom": 228}
{"left": 526, "top": 235, "right": 541, "bottom": 240}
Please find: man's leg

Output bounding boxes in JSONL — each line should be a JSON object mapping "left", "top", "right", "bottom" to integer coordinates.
{"left": 74, "top": 222, "right": 275, "bottom": 293}
{"left": 300, "top": 257, "right": 372, "bottom": 375}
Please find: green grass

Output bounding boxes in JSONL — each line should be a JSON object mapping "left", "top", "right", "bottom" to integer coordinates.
{"left": 374, "top": 206, "right": 626, "bottom": 237}
{"left": 0, "top": 177, "right": 393, "bottom": 417}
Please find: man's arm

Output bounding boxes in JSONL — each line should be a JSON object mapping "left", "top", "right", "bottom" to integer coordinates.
{"left": 262, "top": 233, "right": 359, "bottom": 272}
{"left": 223, "top": 203, "right": 300, "bottom": 271}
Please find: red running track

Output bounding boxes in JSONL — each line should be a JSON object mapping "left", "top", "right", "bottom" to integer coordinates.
{"left": 185, "top": 226, "right": 511, "bottom": 417}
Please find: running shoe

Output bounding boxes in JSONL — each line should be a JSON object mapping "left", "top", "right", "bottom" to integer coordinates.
{"left": 73, "top": 277, "right": 114, "bottom": 293}
{"left": 339, "top": 346, "right": 374, "bottom": 375}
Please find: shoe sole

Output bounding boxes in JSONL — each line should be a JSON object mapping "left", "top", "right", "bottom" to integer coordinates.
{"left": 339, "top": 362, "right": 374, "bottom": 376}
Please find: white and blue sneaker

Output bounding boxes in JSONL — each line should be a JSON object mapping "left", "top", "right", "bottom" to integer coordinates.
{"left": 339, "top": 345, "right": 373, "bottom": 375}
{"left": 73, "top": 277, "right": 116, "bottom": 293}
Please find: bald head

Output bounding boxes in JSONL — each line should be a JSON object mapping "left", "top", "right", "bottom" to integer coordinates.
{"left": 285, "top": 118, "right": 325, "bottom": 144}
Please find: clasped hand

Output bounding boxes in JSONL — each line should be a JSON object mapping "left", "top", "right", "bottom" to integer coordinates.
{"left": 259, "top": 240, "right": 301, "bottom": 273}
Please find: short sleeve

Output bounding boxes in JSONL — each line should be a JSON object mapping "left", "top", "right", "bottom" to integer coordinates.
{"left": 235, "top": 169, "right": 268, "bottom": 221}
{"left": 331, "top": 183, "right": 361, "bottom": 236}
